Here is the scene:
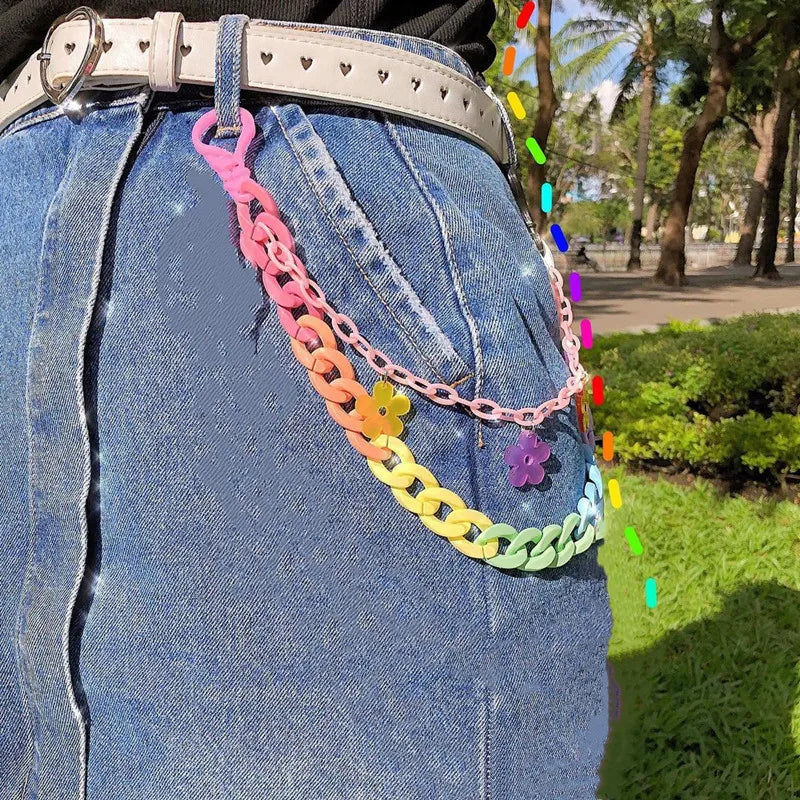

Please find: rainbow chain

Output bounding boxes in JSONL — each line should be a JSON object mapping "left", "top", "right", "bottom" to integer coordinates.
{"left": 192, "top": 110, "right": 586, "bottom": 430}
{"left": 191, "top": 108, "right": 603, "bottom": 569}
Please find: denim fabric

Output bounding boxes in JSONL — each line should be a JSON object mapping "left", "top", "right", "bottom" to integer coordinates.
{"left": 0, "top": 20, "right": 611, "bottom": 800}
{"left": 214, "top": 14, "right": 250, "bottom": 137}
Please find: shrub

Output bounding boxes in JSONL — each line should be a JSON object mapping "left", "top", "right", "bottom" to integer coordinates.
{"left": 581, "top": 314, "right": 800, "bottom": 483}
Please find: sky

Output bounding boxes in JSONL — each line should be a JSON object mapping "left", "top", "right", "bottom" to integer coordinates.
{"left": 552, "top": 0, "right": 599, "bottom": 35}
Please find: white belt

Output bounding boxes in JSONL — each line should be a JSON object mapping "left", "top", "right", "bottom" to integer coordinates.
{"left": 0, "top": 9, "right": 509, "bottom": 164}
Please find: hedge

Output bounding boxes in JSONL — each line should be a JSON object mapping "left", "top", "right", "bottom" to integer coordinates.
{"left": 581, "top": 314, "right": 800, "bottom": 483}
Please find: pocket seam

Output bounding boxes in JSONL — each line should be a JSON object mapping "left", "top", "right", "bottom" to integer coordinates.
{"left": 382, "top": 117, "right": 486, "bottom": 400}
{"left": 269, "top": 105, "right": 471, "bottom": 385}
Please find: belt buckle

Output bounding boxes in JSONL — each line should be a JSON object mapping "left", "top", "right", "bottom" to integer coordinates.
{"left": 37, "top": 6, "right": 104, "bottom": 106}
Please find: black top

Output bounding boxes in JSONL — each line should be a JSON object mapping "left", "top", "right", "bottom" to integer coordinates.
{"left": 0, "top": 0, "right": 496, "bottom": 79}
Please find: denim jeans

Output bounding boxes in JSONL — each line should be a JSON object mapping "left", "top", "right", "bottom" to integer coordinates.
{"left": 0, "top": 17, "right": 611, "bottom": 800}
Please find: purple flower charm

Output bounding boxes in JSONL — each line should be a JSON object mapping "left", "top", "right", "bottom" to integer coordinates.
{"left": 504, "top": 432, "right": 552, "bottom": 488}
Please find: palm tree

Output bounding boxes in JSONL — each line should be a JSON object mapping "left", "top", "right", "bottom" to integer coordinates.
{"left": 490, "top": 0, "right": 574, "bottom": 240}
{"left": 559, "top": 1, "right": 694, "bottom": 271}
{"left": 492, "top": 0, "right": 558, "bottom": 234}
{"left": 530, "top": 0, "right": 558, "bottom": 234}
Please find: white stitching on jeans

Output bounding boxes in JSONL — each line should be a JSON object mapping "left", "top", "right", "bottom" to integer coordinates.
{"left": 69, "top": 96, "right": 146, "bottom": 800}
{"left": 15, "top": 119, "right": 86, "bottom": 799}
{"left": 0, "top": 92, "right": 148, "bottom": 140}
{"left": 383, "top": 118, "right": 486, "bottom": 404}
{"left": 271, "top": 105, "right": 468, "bottom": 381}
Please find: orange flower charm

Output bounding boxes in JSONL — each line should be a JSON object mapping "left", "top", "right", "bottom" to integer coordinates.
{"left": 355, "top": 380, "right": 411, "bottom": 440}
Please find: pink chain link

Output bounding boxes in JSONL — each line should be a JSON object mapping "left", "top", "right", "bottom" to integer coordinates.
{"left": 192, "top": 108, "right": 588, "bottom": 429}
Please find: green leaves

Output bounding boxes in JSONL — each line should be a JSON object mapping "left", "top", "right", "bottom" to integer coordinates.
{"left": 583, "top": 313, "right": 800, "bottom": 482}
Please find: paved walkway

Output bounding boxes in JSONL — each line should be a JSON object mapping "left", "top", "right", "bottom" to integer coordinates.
{"left": 573, "top": 262, "right": 800, "bottom": 334}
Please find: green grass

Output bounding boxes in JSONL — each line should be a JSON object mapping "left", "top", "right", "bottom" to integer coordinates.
{"left": 598, "top": 468, "right": 800, "bottom": 800}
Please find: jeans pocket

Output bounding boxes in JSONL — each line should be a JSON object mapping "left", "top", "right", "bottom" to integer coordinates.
{"left": 252, "top": 101, "right": 477, "bottom": 388}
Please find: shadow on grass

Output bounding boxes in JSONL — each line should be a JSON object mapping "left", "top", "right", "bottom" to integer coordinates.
{"left": 599, "top": 582, "right": 800, "bottom": 800}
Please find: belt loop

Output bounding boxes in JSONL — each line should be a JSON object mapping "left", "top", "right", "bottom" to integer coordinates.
{"left": 214, "top": 14, "right": 250, "bottom": 138}
{"left": 149, "top": 11, "right": 184, "bottom": 92}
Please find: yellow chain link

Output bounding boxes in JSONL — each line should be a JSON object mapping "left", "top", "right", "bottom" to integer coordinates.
{"left": 367, "top": 435, "right": 500, "bottom": 559}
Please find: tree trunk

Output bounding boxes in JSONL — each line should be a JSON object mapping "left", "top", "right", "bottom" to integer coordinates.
{"left": 655, "top": 1, "right": 771, "bottom": 285}
{"left": 786, "top": 103, "right": 799, "bottom": 263}
{"left": 526, "top": 0, "right": 557, "bottom": 233}
{"left": 645, "top": 201, "right": 659, "bottom": 242}
{"left": 756, "top": 49, "right": 800, "bottom": 278}
{"left": 654, "top": 95, "right": 729, "bottom": 284}
{"left": 627, "top": 21, "right": 657, "bottom": 271}
{"left": 732, "top": 107, "right": 778, "bottom": 265}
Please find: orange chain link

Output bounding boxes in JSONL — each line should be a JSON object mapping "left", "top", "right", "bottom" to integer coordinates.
{"left": 289, "top": 314, "right": 391, "bottom": 461}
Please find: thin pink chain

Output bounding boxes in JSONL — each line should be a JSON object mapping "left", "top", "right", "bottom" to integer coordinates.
{"left": 192, "top": 109, "right": 587, "bottom": 429}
